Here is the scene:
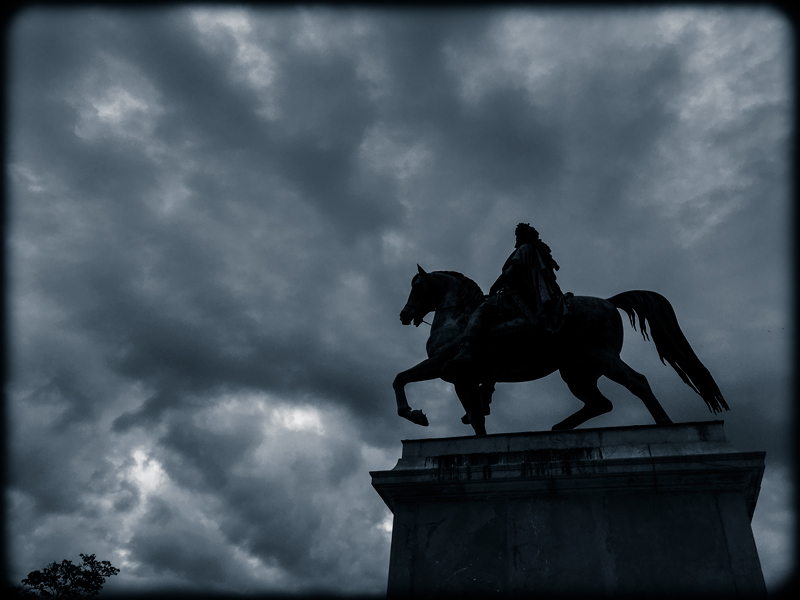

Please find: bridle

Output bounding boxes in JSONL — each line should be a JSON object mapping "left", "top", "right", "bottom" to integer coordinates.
{"left": 413, "top": 275, "right": 482, "bottom": 326}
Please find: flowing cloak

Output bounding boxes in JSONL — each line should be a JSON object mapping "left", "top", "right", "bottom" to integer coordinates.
{"left": 494, "top": 240, "right": 569, "bottom": 333}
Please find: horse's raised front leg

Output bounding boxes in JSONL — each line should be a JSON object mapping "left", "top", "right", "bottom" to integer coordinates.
{"left": 393, "top": 358, "right": 445, "bottom": 427}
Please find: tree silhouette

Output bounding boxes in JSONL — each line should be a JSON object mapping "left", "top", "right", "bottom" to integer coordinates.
{"left": 13, "top": 554, "right": 120, "bottom": 598}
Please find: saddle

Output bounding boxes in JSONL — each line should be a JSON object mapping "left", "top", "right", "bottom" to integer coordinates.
{"left": 483, "top": 292, "right": 573, "bottom": 340}
{"left": 485, "top": 314, "right": 537, "bottom": 338}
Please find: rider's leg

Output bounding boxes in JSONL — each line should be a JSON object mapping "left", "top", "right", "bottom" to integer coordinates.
{"left": 460, "top": 381, "right": 495, "bottom": 424}
{"left": 458, "top": 306, "right": 486, "bottom": 352}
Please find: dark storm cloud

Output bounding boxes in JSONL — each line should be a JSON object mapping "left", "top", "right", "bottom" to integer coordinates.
{"left": 7, "top": 5, "right": 793, "bottom": 594}
{"left": 379, "top": 13, "right": 566, "bottom": 194}
{"left": 158, "top": 417, "right": 264, "bottom": 492}
{"left": 128, "top": 498, "right": 232, "bottom": 586}
{"left": 129, "top": 402, "right": 390, "bottom": 589}
{"left": 12, "top": 6, "right": 400, "bottom": 243}
{"left": 126, "top": 8, "right": 402, "bottom": 239}
{"left": 7, "top": 7, "right": 420, "bottom": 432}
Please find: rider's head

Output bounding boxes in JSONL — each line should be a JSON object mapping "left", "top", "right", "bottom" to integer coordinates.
{"left": 515, "top": 223, "right": 539, "bottom": 246}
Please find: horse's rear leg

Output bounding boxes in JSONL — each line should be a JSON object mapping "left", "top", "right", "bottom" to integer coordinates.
{"left": 603, "top": 356, "right": 672, "bottom": 425}
{"left": 553, "top": 372, "right": 613, "bottom": 430}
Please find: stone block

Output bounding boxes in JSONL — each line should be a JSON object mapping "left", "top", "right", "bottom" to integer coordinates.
{"left": 371, "top": 421, "right": 766, "bottom": 596}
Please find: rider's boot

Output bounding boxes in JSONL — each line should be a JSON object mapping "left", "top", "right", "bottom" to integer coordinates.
{"left": 441, "top": 337, "right": 479, "bottom": 382}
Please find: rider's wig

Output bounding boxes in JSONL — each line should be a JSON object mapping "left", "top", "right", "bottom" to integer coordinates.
{"left": 515, "top": 222, "right": 539, "bottom": 241}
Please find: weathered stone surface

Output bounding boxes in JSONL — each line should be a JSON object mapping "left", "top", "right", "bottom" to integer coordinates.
{"left": 371, "top": 421, "right": 766, "bottom": 596}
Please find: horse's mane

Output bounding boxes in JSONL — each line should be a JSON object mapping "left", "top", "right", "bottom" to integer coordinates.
{"left": 433, "top": 271, "right": 486, "bottom": 309}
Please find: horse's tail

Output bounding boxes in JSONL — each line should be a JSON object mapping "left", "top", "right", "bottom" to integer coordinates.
{"left": 608, "top": 291, "right": 729, "bottom": 414}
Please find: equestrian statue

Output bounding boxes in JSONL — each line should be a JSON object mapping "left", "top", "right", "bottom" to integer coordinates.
{"left": 394, "top": 223, "right": 728, "bottom": 436}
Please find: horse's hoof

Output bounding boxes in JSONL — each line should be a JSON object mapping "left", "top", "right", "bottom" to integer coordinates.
{"left": 551, "top": 422, "right": 575, "bottom": 431}
{"left": 400, "top": 408, "right": 429, "bottom": 426}
{"left": 410, "top": 410, "right": 429, "bottom": 426}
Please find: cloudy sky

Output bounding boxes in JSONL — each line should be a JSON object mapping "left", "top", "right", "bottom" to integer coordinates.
{"left": 5, "top": 5, "right": 794, "bottom": 595}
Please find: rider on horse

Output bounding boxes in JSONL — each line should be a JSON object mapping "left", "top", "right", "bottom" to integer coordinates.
{"left": 442, "top": 223, "right": 569, "bottom": 381}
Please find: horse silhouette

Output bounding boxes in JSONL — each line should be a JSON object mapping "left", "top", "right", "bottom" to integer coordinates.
{"left": 395, "top": 266, "right": 728, "bottom": 436}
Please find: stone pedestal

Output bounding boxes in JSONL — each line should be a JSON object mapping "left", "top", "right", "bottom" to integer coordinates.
{"left": 371, "top": 421, "right": 766, "bottom": 596}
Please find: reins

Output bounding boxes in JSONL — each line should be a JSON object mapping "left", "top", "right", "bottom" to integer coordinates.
{"left": 420, "top": 305, "right": 459, "bottom": 327}
{"left": 421, "top": 300, "right": 484, "bottom": 326}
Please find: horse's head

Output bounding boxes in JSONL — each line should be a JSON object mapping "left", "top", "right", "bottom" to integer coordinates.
{"left": 399, "top": 265, "right": 444, "bottom": 327}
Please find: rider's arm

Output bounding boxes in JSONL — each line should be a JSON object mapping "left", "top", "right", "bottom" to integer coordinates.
{"left": 490, "top": 244, "right": 535, "bottom": 295}
{"left": 502, "top": 245, "right": 532, "bottom": 286}
{"left": 489, "top": 274, "right": 506, "bottom": 296}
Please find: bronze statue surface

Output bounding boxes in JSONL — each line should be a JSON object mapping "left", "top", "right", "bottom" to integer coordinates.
{"left": 442, "top": 223, "right": 568, "bottom": 381}
{"left": 394, "top": 266, "right": 728, "bottom": 436}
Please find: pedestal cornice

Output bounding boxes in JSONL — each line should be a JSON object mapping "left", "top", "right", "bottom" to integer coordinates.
{"left": 371, "top": 421, "right": 765, "bottom": 520}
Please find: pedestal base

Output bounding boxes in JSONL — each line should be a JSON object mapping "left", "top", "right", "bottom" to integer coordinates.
{"left": 371, "top": 421, "right": 766, "bottom": 596}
